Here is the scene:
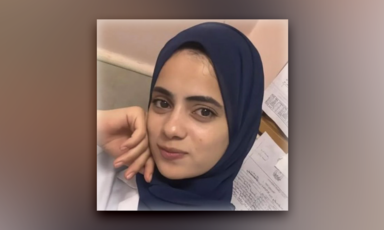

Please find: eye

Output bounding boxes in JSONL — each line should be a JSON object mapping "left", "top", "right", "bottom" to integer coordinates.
{"left": 152, "top": 99, "right": 171, "bottom": 109}
{"left": 194, "top": 108, "right": 216, "bottom": 118}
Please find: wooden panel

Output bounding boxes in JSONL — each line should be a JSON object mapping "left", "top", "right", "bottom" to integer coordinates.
{"left": 259, "top": 112, "right": 288, "bottom": 153}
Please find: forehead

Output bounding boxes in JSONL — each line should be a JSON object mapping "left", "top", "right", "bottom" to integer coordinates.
{"left": 155, "top": 51, "right": 223, "bottom": 101}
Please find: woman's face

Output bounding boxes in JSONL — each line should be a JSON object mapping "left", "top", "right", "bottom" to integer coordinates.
{"left": 147, "top": 49, "right": 229, "bottom": 180}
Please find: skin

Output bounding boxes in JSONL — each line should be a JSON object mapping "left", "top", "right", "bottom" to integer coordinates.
{"left": 147, "top": 49, "right": 229, "bottom": 180}
{"left": 97, "top": 107, "right": 154, "bottom": 182}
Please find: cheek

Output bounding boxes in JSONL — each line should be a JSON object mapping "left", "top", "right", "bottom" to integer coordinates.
{"left": 192, "top": 123, "right": 229, "bottom": 157}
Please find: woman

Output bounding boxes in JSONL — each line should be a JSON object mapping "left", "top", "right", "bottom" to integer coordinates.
{"left": 97, "top": 22, "right": 264, "bottom": 210}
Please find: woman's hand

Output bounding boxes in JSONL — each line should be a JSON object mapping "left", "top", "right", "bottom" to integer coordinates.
{"left": 97, "top": 106, "right": 154, "bottom": 182}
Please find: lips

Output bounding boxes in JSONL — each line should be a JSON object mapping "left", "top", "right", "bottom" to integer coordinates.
{"left": 158, "top": 145, "right": 187, "bottom": 160}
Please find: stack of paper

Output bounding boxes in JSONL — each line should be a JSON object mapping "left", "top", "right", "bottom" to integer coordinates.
{"left": 232, "top": 132, "right": 288, "bottom": 210}
{"left": 262, "top": 63, "right": 288, "bottom": 137}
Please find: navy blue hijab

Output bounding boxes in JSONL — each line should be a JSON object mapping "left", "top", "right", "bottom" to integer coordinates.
{"left": 136, "top": 22, "right": 264, "bottom": 210}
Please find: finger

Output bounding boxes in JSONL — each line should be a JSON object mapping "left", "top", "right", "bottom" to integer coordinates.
{"left": 129, "top": 108, "right": 146, "bottom": 131}
{"left": 122, "top": 108, "right": 147, "bottom": 149}
{"left": 103, "top": 137, "right": 128, "bottom": 159}
{"left": 114, "top": 135, "right": 148, "bottom": 167}
{"left": 144, "top": 157, "right": 154, "bottom": 183}
{"left": 119, "top": 125, "right": 146, "bottom": 151}
{"left": 124, "top": 149, "right": 150, "bottom": 180}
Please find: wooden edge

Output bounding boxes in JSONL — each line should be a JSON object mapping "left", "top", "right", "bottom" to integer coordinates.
{"left": 258, "top": 113, "right": 288, "bottom": 154}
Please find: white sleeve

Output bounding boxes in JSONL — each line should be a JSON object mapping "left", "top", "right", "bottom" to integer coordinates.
{"left": 97, "top": 146, "right": 116, "bottom": 210}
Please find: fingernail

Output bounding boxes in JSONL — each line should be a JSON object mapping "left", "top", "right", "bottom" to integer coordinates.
{"left": 126, "top": 172, "right": 134, "bottom": 179}
{"left": 114, "top": 162, "right": 123, "bottom": 168}
{"left": 149, "top": 173, "right": 153, "bottom": 182}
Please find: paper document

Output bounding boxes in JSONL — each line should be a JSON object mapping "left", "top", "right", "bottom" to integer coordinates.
{"left": 275, "top": 154, "right": 288, "bottom": 177}
{"left": 262, "top": 63, "right": 288, "bottom": 137}
{"left": 231, "top": 132, "right": 288, "bottom": 210}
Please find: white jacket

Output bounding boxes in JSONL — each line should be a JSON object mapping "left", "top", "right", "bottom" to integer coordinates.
{"left": 97, "top": 146, "right": 140, "bottom": 210}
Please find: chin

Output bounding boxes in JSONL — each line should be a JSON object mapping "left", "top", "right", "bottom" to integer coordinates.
{"left": 156, "top": 162, "right": 189, "bottom": 180}
{"left": 151, "top": 147, "right": 193, "bottom": 180}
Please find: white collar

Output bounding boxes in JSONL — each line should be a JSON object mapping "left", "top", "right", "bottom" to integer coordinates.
{"left": 116, "top": 170, "right": 138, "bottom": 189}
{"left": 114, "top": 170, "right": 139, "bottom": 210}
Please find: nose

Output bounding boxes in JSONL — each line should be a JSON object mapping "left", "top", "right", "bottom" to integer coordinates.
{"left": 162, "top": 107, "right": 187, "bottom": 140}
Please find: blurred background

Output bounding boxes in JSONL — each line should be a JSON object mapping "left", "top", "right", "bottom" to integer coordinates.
{"left": 97, "top": 19, "right": 288, "bottom": 110}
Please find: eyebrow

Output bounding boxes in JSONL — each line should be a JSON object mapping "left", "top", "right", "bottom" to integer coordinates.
{"left": 185, "top": 96, "right": 223, "bottom": 108}
{"left": 152, "top": 87, "right": 174, "bottom": 98}
{"left": 152, "top": 86, "right": 223, "bottom": 108}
